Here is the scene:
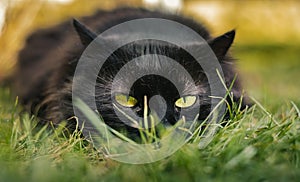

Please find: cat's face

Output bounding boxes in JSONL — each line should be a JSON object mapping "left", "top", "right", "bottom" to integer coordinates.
{"left": 94, "top": 40, "right": 211, "bottom": 133}
{"left": 73, "top": 19, "right": 237, "bottom": 138}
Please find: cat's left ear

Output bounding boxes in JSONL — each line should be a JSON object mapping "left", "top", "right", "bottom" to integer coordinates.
{"left": 73, "top": 19, "right": 97, "bottom": 46}
{"left": 208, "top": 30, "right": 235, "bottom": 61}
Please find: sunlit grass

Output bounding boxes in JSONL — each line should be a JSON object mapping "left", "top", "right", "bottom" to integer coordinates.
{"left": 0, "top": 86, "right": 299, "bottom": 181}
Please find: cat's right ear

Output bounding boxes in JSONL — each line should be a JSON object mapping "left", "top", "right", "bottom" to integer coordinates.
{"left": 208, "top": 30, "right": 235, "bottom": 61}
{"left": 73, "top": 19, "right": 97, "bottom": 46}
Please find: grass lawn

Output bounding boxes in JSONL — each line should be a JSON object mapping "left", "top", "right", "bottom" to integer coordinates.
{"left": 0, "top": 44, "right": 299, "bottom": 181}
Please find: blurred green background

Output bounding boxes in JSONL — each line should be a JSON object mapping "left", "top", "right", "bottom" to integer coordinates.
{"left": 0, "top": 0, "right": 299, "bottom": 109}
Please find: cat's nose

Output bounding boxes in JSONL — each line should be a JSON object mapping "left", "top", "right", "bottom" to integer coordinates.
{"left": 163, "top": 109, "right": 180, "bottom": 125}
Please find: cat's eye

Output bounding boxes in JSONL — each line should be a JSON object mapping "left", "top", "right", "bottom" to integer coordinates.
{"left": 114, "top": 93, "right": 138, "bottom": 108}
{"left": 175, "top": 96, "right": 197, "bottom": 108}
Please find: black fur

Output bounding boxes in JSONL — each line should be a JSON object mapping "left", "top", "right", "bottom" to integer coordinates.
{"left": 12, "top": 8, "right": 249, "bottom": 135}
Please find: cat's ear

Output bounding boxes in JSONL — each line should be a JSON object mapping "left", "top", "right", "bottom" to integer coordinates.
{"left": 208, "top": 30, "right": 235, "bottom": 60}
{"left": 73, "top": 19, "right": 97, "bottom": 46}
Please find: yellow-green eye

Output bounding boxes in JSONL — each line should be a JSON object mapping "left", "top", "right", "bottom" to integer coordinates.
{"left": 175, "top": 96, "right": 197, "bottom": 108}
{"left": 115, "top": 94, "right": 138, "bottom": 107}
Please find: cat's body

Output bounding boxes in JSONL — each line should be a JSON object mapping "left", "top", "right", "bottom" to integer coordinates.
{"left": 13, "top": 8, "right": 248, "bottom": 136}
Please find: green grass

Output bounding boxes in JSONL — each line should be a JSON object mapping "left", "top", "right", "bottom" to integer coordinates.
{"left": 0, "top": 90, "right": 299, "bottom": 182}
{"left": 234, "top": 44, "right": 300, "bottom": 110}
{"left": 1, "top": 45, "right": 300, "bottom": 181}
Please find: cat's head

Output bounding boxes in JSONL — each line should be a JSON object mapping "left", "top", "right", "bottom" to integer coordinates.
{"left": 72, "top": 19, "right": 245, "bottom": 139}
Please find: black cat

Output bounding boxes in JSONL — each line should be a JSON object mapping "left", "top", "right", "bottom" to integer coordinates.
{"left": 12, "top": 8, "right": 249, "bottom": 138}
